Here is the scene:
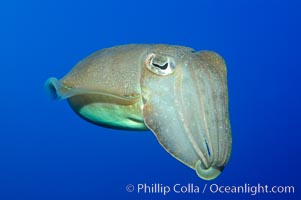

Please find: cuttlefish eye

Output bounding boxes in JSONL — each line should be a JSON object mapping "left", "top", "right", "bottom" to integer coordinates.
{"left": 145, "top": 53, "right": 176, "bottom": 76}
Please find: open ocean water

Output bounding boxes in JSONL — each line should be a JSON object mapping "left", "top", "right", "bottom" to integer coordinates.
{"left": 1, "top": 0, "right": 300, "bottom": 199}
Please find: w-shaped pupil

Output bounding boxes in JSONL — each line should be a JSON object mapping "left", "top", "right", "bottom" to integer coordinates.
{"left": 153, "top": 62, "right": 168, "bottom": 70}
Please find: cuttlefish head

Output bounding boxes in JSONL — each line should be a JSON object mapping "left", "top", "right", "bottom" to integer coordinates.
{"left": 45, "top": 44, "right": 232, "bottom": 180}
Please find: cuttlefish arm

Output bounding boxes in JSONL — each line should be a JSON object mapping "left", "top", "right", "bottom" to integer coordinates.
{"left": 141, "top": 47, "right": 231, "bottom": 180}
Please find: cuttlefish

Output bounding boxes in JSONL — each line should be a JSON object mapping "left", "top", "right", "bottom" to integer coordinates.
{"left": 45, "top": 44, "right": 232, "bottom": 180}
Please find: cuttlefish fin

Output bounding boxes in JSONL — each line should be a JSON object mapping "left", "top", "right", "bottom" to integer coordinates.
{"left": 45, "top": 77, "right": 140, "bottom": 102}
{"left": 45, "top": 77, "right": 75, "bottom": 100}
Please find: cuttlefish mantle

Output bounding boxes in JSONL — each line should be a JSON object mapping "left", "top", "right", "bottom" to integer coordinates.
{"left": 45, "top": 44, "right": 232, "bottom": 180}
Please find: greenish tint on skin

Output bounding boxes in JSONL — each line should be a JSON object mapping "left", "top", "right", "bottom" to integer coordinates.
{"left": 45, "top": 44, "right": 232, "bottom": 180}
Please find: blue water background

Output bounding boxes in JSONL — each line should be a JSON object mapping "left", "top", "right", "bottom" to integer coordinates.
{"left": 1, "top": 0, "right": 300, "bottom": 199}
